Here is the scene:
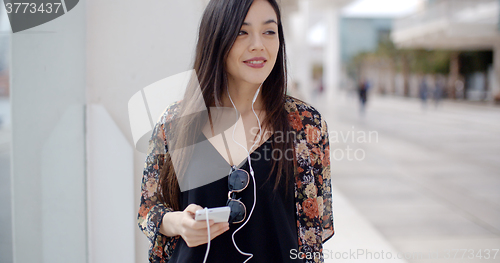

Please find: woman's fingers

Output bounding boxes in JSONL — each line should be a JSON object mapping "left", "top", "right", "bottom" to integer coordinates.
{"left": 184, "top": 204, "right": 204, "bottom": 215}
{"left": 183, "top": 222, "right": 228, "bottom": 237}
{"left": 209, "top": 222, "right": 230, "bottom": 239}
{"left": 189, "top": 218, "right": 215, "bottom": 229}
{"left": 184, "top": 222, "right": 230, "bottom": 247}
{"left": 180, "top": 203, "right": 231, "bottom": 247}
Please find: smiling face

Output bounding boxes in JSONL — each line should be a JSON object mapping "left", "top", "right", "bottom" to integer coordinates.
{"left": 225, "top": 0, "right": 280, "bottom": 88}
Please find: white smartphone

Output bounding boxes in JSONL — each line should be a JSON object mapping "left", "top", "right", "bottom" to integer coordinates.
{"left": 195, "top": 206, "right": 231, "bottom": 223}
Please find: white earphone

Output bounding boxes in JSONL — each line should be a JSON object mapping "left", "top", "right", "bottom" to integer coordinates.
{"left": 202, "top": 83, "right": 263, "bottom": 263}
{"left": 227, "top": 83, "right": 262, "bottom": 263}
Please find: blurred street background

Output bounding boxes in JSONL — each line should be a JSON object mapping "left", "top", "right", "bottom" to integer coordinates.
{"left": 1, "top": 0, "right": 499, "bottom": 262}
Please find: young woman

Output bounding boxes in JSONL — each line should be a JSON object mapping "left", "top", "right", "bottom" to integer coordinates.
{"left": 138, "top": 0, "right": 334, "bottom": 262}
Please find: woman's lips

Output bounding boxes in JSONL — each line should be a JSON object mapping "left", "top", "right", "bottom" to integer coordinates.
{"left": 243, "top": 60, "right": 266, "bottom": 68}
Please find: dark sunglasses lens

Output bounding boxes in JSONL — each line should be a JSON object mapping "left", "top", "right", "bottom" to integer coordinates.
{"left": 228, "top": 169, "right": 249, "bottom": 191}
{"left": 227, "top": 199, "right": 245, "bottom": 223}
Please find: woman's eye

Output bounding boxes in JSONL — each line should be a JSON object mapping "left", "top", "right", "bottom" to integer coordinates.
{"left": 265, "top": 30, "right": 276, "bottom": 35}
{"left": 238, "top": 30, "right": 247, "bottom": 36}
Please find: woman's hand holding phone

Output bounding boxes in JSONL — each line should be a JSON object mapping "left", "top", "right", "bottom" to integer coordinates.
{"left": 160, "top": 203, "right": 230, "bottom": 247}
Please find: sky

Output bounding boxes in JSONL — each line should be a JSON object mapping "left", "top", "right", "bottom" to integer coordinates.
{"left": 341, "top": 0, "right": 425, "bottom": 18}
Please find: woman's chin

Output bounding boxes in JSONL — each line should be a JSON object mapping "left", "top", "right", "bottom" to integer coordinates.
{"left": 246, "top": 79, "right": 268, "bottom": 86}
{"left": 244, "top": 73, "right": 272, "bottom": 84}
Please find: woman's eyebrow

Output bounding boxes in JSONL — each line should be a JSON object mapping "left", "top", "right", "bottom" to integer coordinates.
{"left": 242, "top": 19, "right": 278, "bottom": 26}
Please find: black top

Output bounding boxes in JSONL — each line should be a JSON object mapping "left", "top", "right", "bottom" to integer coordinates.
{"left": 169, "top": 132, "right": 302, "bottom": 263}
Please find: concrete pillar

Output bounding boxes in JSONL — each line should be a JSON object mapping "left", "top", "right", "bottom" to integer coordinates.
{"left": 288, "top": 0, "right": 312, "bottom": 102}
{"left": 86, "top": 105, "right": 135, "bottom": 263}
{"left": 498, "top": 0, "right": 500, "bottom": 31}
{"left": 402, "top": 54, "right": 410, "bottom": 97}
{"left": 324, "top": 6, "right": 341, "bottom": 101}
{"left": 10, "top": 2, "right": 87, "bottom": 263}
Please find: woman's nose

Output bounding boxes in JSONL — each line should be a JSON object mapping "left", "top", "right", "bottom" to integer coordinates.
{"left": 249, "top": 35, "right": 264, "bottom": 51}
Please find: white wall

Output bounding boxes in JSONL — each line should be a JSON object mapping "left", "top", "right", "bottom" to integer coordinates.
{"left": 85, "top": 1, "right": 206, "bottom": 262}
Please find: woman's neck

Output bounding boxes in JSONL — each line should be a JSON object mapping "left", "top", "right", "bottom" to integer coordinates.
{"left": 222, "top": 81, "right": 264, "bottom": 115}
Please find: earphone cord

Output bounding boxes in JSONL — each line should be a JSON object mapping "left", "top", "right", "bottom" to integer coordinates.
{"left": 227, "top": 83, "right": 262, "bottom": 263}
{"left": 202, "top": 84, "right": 263, "bottom": 263}
{"left": 202, "top": 208, "right": 210, "bottom": 263}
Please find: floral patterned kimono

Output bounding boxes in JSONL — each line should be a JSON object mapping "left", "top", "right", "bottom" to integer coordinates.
{"left": 138, "top": 95, "right": 334, "bottom": 263}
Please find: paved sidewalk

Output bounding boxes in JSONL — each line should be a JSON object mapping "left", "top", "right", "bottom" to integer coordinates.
{"left": 314, "top": 92, "right": 500, "bottom": 263}
{"left": 324, "top": 186, "right": 408, "bottom": 263}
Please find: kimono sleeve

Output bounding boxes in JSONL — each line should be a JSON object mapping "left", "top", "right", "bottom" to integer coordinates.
{"left": 137, "top": 118, "right": 180, "bottom": 262}
{"left": 320, "top": 118, "right": 334, "bottom": 242}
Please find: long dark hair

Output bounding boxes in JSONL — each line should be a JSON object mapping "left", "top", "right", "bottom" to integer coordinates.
{"left": 158, "top": 0, "right": 296, "bottom": 211}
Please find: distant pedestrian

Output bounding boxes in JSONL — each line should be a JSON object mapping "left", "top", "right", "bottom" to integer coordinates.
{"left": 311, "top": 75, "right": 323, "bottom": 102}
{"left": 358, "top": 78, "right": 369, "bottom": 115}
{"left": 419, "top": 76, "right": 428, "bottom": 110}
{"left": 434, "top": 77, "right": 444, "bottom": 108}
{"left": 455, "top": 79, "right": 464, "bottom": 99}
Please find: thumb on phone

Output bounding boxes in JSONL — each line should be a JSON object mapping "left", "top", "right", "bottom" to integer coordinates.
{"left": 184, "top": 203, "right": 204, "bottom": 216}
